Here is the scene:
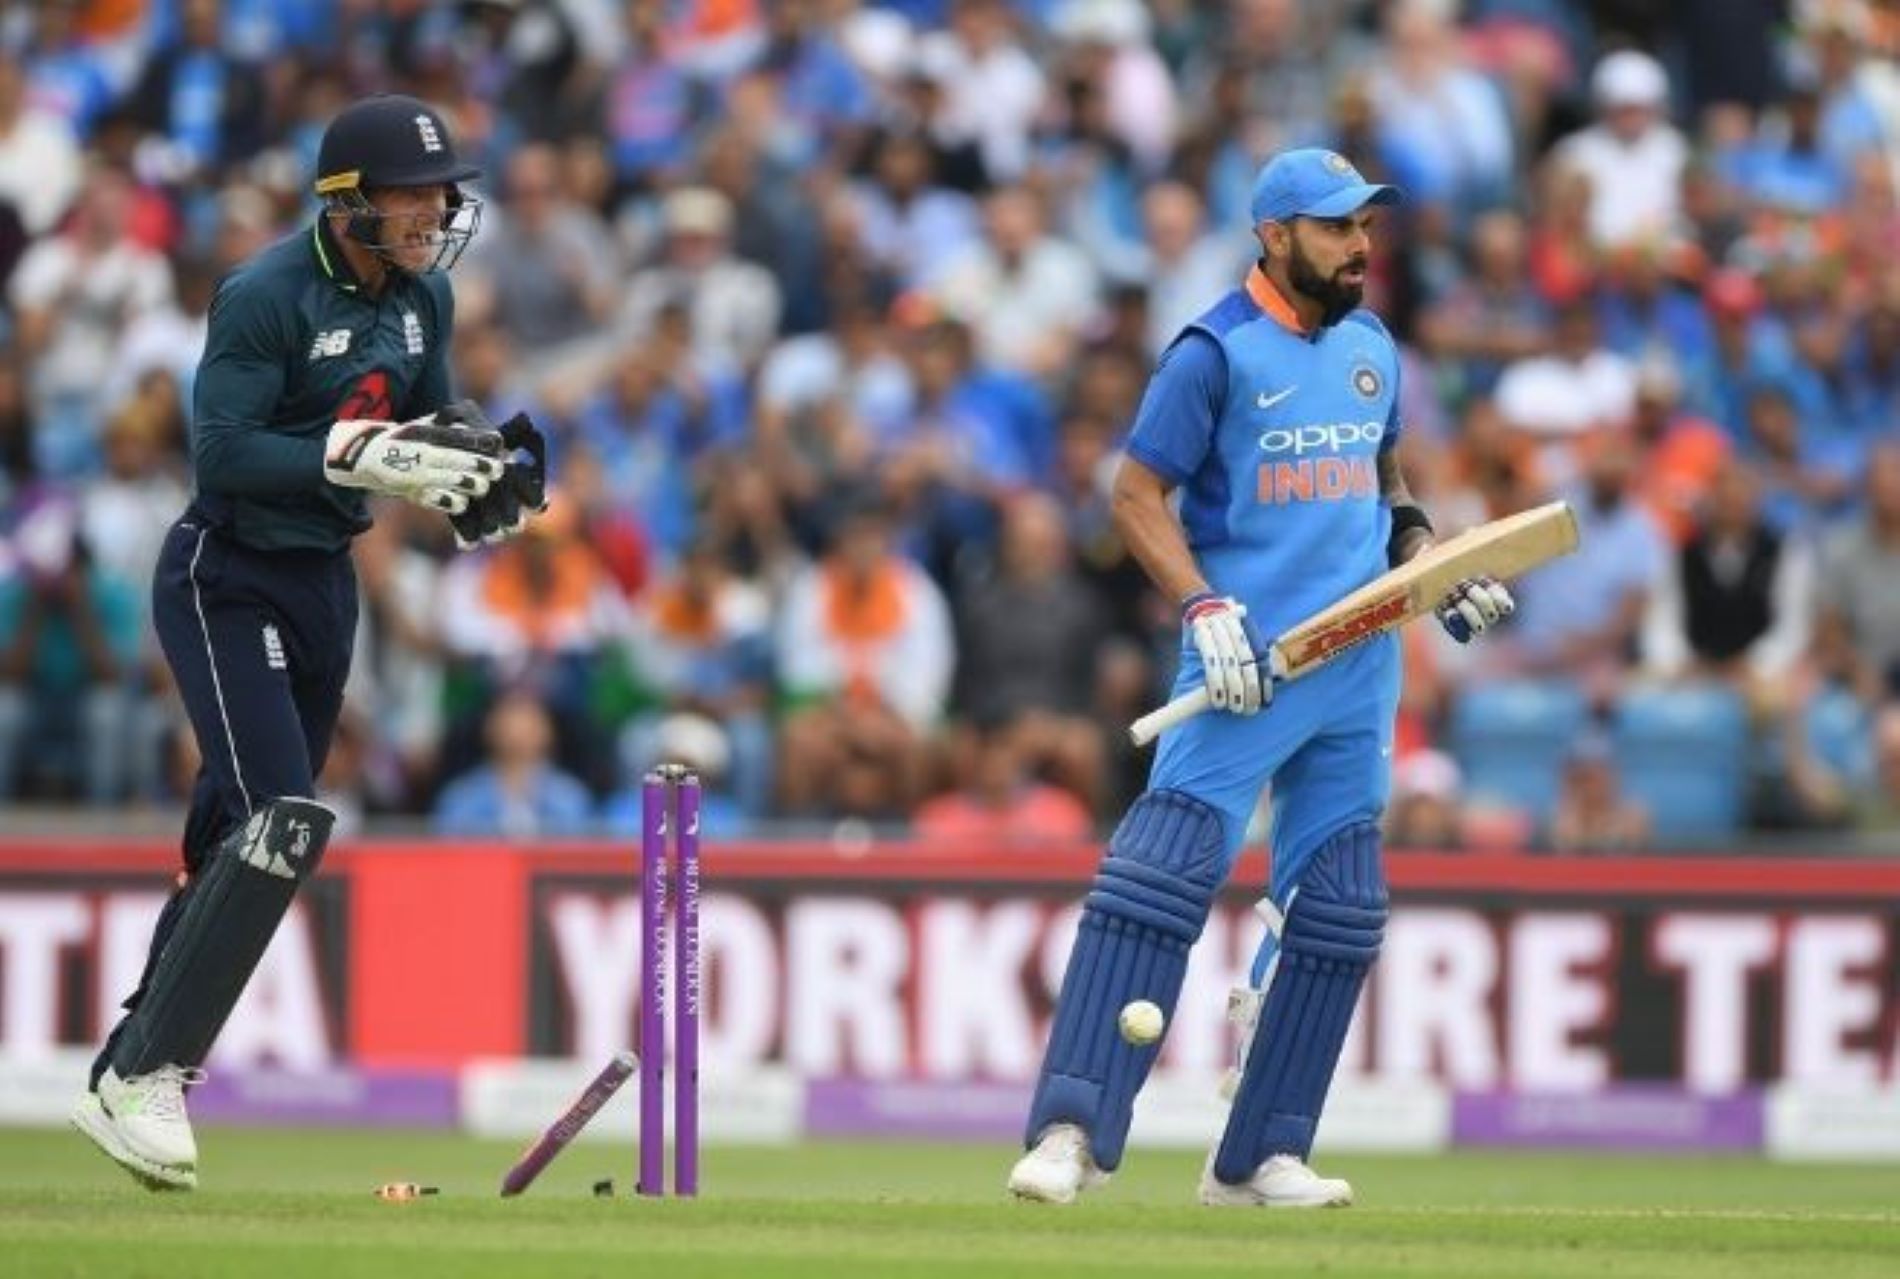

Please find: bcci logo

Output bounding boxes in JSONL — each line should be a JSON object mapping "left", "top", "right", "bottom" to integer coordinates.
{"left": 1322, "top": 151, "right": 1359, "bottom": 179}
{"left": 1351, "top": 363, "right": 1382, "bottom": 400}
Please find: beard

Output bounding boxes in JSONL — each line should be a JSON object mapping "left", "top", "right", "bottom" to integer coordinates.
{"left": 1287, "top": 237, "right": 1367, "bottom": 327}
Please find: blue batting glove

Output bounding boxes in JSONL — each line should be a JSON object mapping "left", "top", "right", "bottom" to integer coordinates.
{"left": 1182, "top": 591, "right": 1273, "bottom": 714}
{"left": 1435, "top": 577, "right": 1515, "bottom": 643}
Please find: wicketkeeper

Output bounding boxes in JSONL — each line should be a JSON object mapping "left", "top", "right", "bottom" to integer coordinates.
{"left": 73, "top": 94, "right": 549, "bottom": 1190}
{"left": 1009, "top": 150, "right": 1513, "bottom": 1207}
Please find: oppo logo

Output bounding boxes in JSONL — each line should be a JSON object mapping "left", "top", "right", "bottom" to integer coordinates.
{"left": 1256, "top": 421, "right": 1385, "bottom": 454}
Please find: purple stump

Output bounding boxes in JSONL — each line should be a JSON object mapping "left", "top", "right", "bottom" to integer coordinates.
{"left": 674, "top": 773, "right": 701, "bottom": 1196}
{"left": 639, "top": 774, "right": 669, "bottom": 1196}
{"left": 499, "top": 1051, "right": 636, "bottom": 1197}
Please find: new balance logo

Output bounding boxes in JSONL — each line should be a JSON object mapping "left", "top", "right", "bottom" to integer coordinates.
{"left": 1255, "top": 386, "right": 1298, "bottom": 411}
{"left": 402, "top": 311, "right": 425, "bottom": 356}
{"left": 309, "top": 329, "right": 351, "bottom": 359}
{"left": 262, "top": 624, "right": 286, "bottom": 671}
{"left": 415, "top": 114, "right": 443, "bottom": 153}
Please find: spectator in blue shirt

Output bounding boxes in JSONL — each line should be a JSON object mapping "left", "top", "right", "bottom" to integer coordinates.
{"left": 434, "top": 688, "right": 594, "bottom": 838}
{"left": 1504, "top": 434, "right": 1667, "bottom": 694}
{"left": 0, "top": 522, "right": 145, "bottom": 803}
{"left": 759, "top": 0, "right": 874, "bottom": 168}
{"left": 565, "top": 311, "right": 747, "bottom": 560}
{"left": 605, "top": 0, "right": 700, "bottom": 190}
{"left": 1839, "top": 279, "right": 1900, "bottom": 440}
{"left": 602, "top": 709, "right": 749, "bottom": 838}
{"left": 1718, "top": 76, "right": 1848, "bottom": 218}
{"left": 1805, "top": 12, "right": 1891, "bottom": 174}
{"left": 1738, "top": 383, "right": 1857, "bottom": 534}
{"left": 125, "top": 0, "right": 268, "bottom": 179}
{"left": 1683, "top": 270, "right": 1828, "bottom": 440}
{"left": 21, "top": 2, "right": 118, "bottom": 140}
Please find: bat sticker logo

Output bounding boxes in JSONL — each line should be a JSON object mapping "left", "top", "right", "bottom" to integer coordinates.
{"left": 1299, "top": 592, "right": 1409, "bottom": 663}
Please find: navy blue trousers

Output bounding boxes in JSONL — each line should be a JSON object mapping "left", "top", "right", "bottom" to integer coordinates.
{"left": 94, "top": 515, "right": 356, "bottom": 1080}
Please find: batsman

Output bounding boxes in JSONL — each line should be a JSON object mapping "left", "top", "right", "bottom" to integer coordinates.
{"left": 73, "top": 95, "right": 549, "bottom": 1190}
{"left": 1009, "top": 150, "right": 1514, "bottom": 1207}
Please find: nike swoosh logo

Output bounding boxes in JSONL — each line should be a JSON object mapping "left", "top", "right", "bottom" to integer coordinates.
{"left": 1256, "top": 387, "right": 1297, "bottom": 411}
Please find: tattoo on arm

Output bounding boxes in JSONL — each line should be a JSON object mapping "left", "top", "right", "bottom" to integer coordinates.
{"left": 1376, "top": 449, "right": 1413, "bottom": 506}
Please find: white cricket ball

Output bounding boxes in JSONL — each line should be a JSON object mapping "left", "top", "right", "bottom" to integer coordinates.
{"left": 1118, "top": 999, "right": 1165, "bottom": 1046}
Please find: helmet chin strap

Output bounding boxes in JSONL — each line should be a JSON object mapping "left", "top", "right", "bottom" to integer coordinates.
{"left": 324, "top": 188, "right": 480, "bottom": 277}
{"left": 321, "top": 205, "right": 401, "bottom": 291}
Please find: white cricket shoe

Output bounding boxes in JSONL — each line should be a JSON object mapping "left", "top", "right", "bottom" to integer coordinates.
{"left": 1199, "top": 1153, "right": 1353, "bottom": 1208}
{"left": 1006, "top": 1123, "right": 1110, "bottom": 1204}
{"left": 72, "top": 1065, "right": 205, "bottom": 1191}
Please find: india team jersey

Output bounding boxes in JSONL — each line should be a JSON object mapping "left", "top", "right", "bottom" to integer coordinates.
{"left": 1125, "top": 267, "right": 1401, "bottom": 639}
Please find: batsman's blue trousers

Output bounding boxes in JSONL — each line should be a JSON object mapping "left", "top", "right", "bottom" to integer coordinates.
{"left": 1148, "top": 633, "right": 1401, "bottom": 899}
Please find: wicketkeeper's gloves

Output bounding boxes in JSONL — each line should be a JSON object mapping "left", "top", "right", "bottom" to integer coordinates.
{"left": 428, "top": 399, "right": 551, "bottom": 549}
{"left": 323, "top": 416, "right": 504, "bottom": 514}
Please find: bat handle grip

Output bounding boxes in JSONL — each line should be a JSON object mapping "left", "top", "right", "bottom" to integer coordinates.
{"left": 1127, "top": 686, "right": 1211, "bottom": 747}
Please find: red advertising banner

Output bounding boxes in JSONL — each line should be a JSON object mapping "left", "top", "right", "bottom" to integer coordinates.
{"left": 0, "top": 840, "right": 1896, "bottom": 1089}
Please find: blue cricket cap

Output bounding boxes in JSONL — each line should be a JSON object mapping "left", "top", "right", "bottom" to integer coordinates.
{"left": 1249, "top": 148, "right": 1404, "bottom": 224}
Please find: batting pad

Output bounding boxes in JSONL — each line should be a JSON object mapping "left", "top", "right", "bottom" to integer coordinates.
{"left": 1026, "top": 789, "right": 1225, "bottom": 1170}
{"left": 112, "top": 798, "right": 335, "bottom": 1076}
{"left": 1213, "top": 821, "right": 1386, "bottom": 1181}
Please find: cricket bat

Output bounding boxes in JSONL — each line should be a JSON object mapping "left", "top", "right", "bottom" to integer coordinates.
{"left": 1127, "top": 501, "right": 1580, "bottom": 747}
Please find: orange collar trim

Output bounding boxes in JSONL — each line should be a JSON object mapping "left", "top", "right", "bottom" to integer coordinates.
{"left": 1245, "top": 265, "right": 1313, "bottom": 336}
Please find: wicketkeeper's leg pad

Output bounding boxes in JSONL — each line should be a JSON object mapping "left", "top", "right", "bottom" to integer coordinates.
{"left": 1212, "top": 821, "right": 1386, "bottom": 1182}
{"left": 110, "top": 798, "right": 335, "bottom": 1077}
{"left": 1025, "top": 788, "right": 1226, "bottom": 1171}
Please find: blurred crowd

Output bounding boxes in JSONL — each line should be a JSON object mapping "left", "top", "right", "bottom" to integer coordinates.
{"left": 1, "top": 0, "right": 1898, "bottom": 848}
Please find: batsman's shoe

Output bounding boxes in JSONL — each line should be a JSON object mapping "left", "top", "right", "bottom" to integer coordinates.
{"left": 1007, "top": 1123, "right": 1110, "bottom": 1204}
{"left": 71, "top": 1065, "right": 205, "bottom": 1190}
{"left": 1198, "top": 1153, "right": 1353, "bottom": 1208}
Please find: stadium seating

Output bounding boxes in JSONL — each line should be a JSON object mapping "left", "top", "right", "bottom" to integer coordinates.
{"left": 1609, "top": 684, "right": 1750, "bottom": 841}
{"left": 1448, "top": 680, "right": 1590, "bottom": 825}
{"left": 1800, "top": 686, "right": 1875, "bottom": 789}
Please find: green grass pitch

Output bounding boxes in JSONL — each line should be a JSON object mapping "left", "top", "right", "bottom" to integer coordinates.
{"left": 2, "top": 1127, "right": 1896, "bottom": 1278}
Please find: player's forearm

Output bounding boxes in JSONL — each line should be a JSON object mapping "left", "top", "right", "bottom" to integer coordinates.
{"left": 1378, "top": 449, "right": 1434, "bottom": 563}
{"left": 1110, "top": 462, "right": 1209, "bottom": 603}
{"left": 1392, "top": 527, "right": 1433, "bottom": 564}
{"left": 194, "top": 429, "right": 327, "bottom": 496}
